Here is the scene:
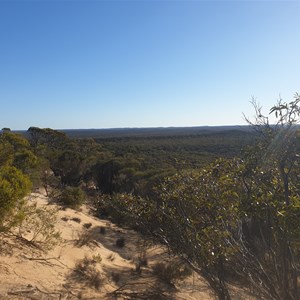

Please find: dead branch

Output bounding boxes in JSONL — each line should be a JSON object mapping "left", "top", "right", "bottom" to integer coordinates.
{"left": 8, "top": 286, "right": 62, "bottom": 298}
{"left": 21, "top": 255, "right": 70, "bottom": 268}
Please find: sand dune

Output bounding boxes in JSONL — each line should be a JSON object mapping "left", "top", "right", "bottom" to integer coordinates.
{"left": 0, "top": 192, "right": 215, "bottom": 300}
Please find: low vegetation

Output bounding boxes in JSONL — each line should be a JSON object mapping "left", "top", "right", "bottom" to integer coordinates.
{"left": 153, "top": 260, "right": 192, "bottom": 286}
{"left": 17, "top": 203, "right": 61, "bottom": 250}
{"left": 71, "top": 256, "right": 103, "bottom": 289}
{"left": 59, "top": 186, "right": 85, "bottom": 209}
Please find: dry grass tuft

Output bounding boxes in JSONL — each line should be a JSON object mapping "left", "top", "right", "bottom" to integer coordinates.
{"left": 71, "top": 256, "right": 103, "bottom": 289}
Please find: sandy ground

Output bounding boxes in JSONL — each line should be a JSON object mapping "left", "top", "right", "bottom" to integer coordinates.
{"left": 0, "top": 192, "right": 216, "bottom": 300}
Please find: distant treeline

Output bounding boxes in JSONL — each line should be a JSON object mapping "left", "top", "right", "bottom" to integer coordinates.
{"left": 62, "top": 125, "right": 253, "bottom": 139}
{"left": 10, "top": 126, "right": 256, "bottom": 196}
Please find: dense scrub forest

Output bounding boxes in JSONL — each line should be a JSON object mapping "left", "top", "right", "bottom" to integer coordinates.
{"left": 1, "top": 96, "right": 300, "bottom": 299}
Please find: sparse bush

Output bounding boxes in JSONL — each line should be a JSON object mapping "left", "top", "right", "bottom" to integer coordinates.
{"left": 99, "top": 226, "right": 106, "bottom": 234}
{"left": 111, "top": 271, "right": 121, "bottom": 283}
{"left": 18, "top": 203, "right": 61, "bottom": 250}
{"left": 61, "top": 216, "right": 69, "bottom": 222}
{"left": 92, "top": 253, "right": 102, "bottom": 264}
{"left": 83, "top": 222, "right": 92, "bottom": 229}
{"left": 75, "top": 230, "right": 94, "bottom": 247}
{"left": 153, "top": 260, "right": 192, "bottom": 286}
{"left": 60, "top": 186, "right": 85, "bottom": 209}
{"left": 72, "top": 256, "right": 103, "bottom": 289}
{"left": 116, "top": 237, "right": 125, "bottom": 248}
{"left": 71, "top": 217, "right": 81, "bottom": 223}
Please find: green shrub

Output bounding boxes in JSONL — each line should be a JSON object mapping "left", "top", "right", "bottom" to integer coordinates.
{"left": 0, "top": 166, "right": 31, "bottom": 231}
{"left": 60, "top": 186, "right": 85, "bottom": 208}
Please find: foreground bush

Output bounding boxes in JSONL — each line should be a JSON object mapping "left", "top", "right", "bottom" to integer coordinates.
{"left": 0, "top": 166, "right": 31, "bottom": 231}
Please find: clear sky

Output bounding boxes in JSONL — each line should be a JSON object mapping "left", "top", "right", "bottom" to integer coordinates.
{"left": 0, "top": 0, "right": 299, "bottom": 130}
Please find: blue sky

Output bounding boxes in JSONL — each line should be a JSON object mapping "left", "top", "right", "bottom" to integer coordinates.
{"left": 0, "top": 0, "right": 299, "bottom": 130}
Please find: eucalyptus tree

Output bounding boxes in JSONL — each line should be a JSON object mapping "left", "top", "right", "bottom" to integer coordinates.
{"left": 240, "top": 95, "right": 300, "bottom": 299}
{"left": 158, "top": 95, "right": 300, "bottom": 299}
